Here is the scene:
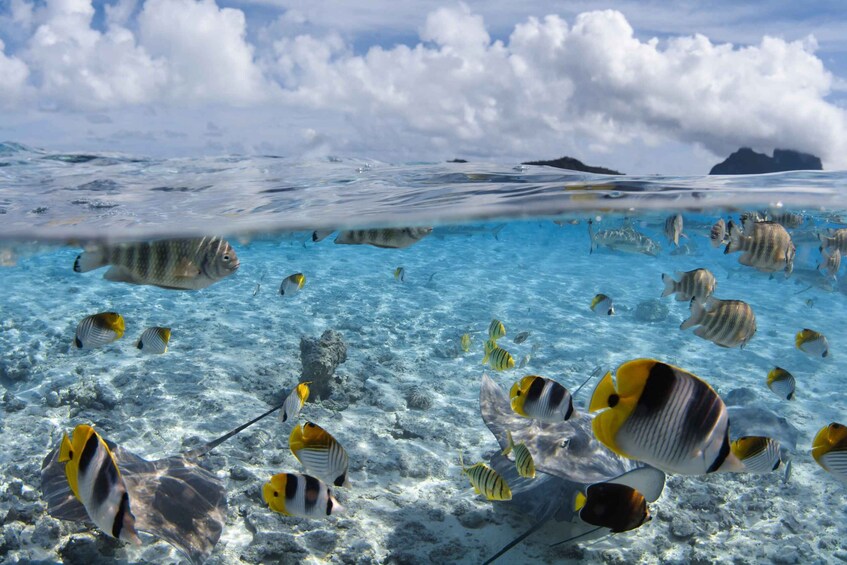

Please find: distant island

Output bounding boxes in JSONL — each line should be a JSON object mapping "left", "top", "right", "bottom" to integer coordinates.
{"left": 522, "top": 156, "right": 623, "bottom": 175}
{"left": 709, "top": 148, "right": 822, "bottom": 175}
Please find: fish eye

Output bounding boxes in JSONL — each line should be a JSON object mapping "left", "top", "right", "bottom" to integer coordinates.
{"left": 273, "top": 491, "right": 278, "bottom": 497}
{"left": 516, "top": 390, "right": 521, "bottom": 396}
{"left": 223, "top": 254, "right": 230, "bottom": 261}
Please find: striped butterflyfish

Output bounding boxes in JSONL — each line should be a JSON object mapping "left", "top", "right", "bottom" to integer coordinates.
{"left": 280, "top": 273, "right": 306, "bottom": 296}
{"left": 680, "top": 297, "right": 756, "bottom": 348}
{"left": 724, "top": 220, "right": 795, "bottom": 275}
{"left": 74, "top": 312, "right": 125, "bottom": 349}
{"left": 488, "top": 319, "right": 506, "bottom": 341}
{"left": 482, "top": 344, "right": 515, "bottom": 372}
{"left": 502, "top": 430, "right": 535, "bottom": 479}
{"left": 796, "top": 329, "right": 829, "bottom": 358}
{"left": 73, "top": 237, "right": 239, "bottom": 290}
{"left": 574, "top": 481, "right": 650, "bottom": 533}
{"left": 279, "top": 381, "right": 311, "bottom": 423}
{"left": 136, "top": 326, "right": 171, "bottom": 354}
{"left": 730, "top": 436, "right": 782, "bottom": 473}
{"left": 588, "top": 359, "right": 745, "bottom": 475}
{"left": 661, "top": 268, "right": 716, "bottom": 303}
{"left": 262, "top": 473, "right": 344, "bottom": 518}
{"left": 334, "top": 227, "right": 432, "bottom": 249}
{"left": 766, "top": 367, "right": 795, "bottom": 400}
{"left": 812, "top": 423, "right": 847, "bottom": 483}
{"left": 459, "top": 453, "right": 512, "bottom": 501}
{"left": 289, "top": 422, "right": 350, "bottom": 488}
{"left": 509, "top": 375, "right": 575, "bottom": 422}
{"left": 590, "top": 293, "right": 615, "bottom": 315}
{"left": 58, "top": 425, "right": 141, "bottom": 544}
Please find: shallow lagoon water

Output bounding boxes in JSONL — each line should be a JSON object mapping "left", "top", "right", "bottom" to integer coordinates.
{"left": 1, "top": 144, "right": 847, "bottom": 564}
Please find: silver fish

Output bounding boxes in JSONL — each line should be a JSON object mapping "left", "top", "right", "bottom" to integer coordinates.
{"left": 661, "top": 268, "right": 716, "bottom": 303}
{"left": 680, "top": 297, "right": 757, "bottom": 348}
{"left": 74, "top": 237, "right": 239, "bottom": 290}
{"left": 588, "top": 221, "right": 661, "bottom": 257}
{"left": 725, "top": 221, "right": 795, "bottom": 275}
{"left": 513, "top": 331, "right": 530, "bottom": 344}
{"left": 664, "top": 214, "right": 683, "bottom": 247}
{"left": 334, "top": 227, "right": 432, "bottom": 249}
{"left": 136, "top": 327, "right": 171, "bottom": 354}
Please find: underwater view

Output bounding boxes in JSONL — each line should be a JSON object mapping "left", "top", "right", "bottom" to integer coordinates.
{"left": 3, "top": 143, "right": 847, "bottom": 565}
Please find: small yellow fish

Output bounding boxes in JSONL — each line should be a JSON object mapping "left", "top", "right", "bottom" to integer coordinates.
{"left": 461, "top": 333, "right": 471, "bottom": 352}
{"left": 502, "top": 430, "right": 535, "bottom": 479}
{"left": 74, "top": 312, "right": 125, "bottom": 349}
{"left": 482, "top": 343, "right": 514, "bottom": 371}
{"left": 489, "top": 319, "right": 506, "bottom": 341}
{"left": 796, "top": 329, "right": 829, "bottom": 358}
{"left": 394, "top": 267, "right": 405, "bottom": 282}
{"left": 459, "top": 453, "right": 511, "bottom": 501}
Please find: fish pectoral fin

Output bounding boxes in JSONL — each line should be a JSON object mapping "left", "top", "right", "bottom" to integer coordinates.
{"left": 174, "top": 258, "right": 201, "bottom": 277}
{"left": 103, "top": 266, "right": 139, "bottom": 284}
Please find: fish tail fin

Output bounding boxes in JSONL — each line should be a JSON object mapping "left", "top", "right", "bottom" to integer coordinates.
{"left": 660, "top": 273, "right": 676, "bottom": 297}
{"left": 502, "top": 431, "right": 514, "bottom": 456}
{"left": 680, "top": 298, "right": 706, "bottom": 330}
{"left": 724, "top": 220, "right": 742, "bottom": 254}
{"left": 73, "top": 247, "right": 108, "bottom": 273}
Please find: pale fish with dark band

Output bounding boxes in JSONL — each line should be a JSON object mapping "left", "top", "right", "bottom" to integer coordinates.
{"left": 589, "top": 359, "right": 746, "bottom": 475}
{"left": 280, "top": 273, "right": 306, "bottom": 296}
{"left": 459, "top": 453, "right": 512, "bottom": 501}
{"left": 590, "top": 293, "right": 615, "bottom": 315}
{"left": 73, "top": 237, "right": 239, "bottom": 290}
{"left": 136, "top": 326, "right": 171, "bottom": 354}
{"left": 289, "top": 422, "right": 350, "bottom": 488}
{"left": 767, "top": 367, "right": 796, "bottom": 400}
{"left": 334, "top": 227, "right": 432, "bottom": 249}
{"left": 796, "top": 329, "right": 829, "bottom": 358}
{"left": 812, "top": 423, "right": 847, "bottom": 483}
{"left": 262, "top": 473, "right": 344, "bottom": 518}
{"left": 59, "top": 425, "right": 141, "bottom": 544}
{"left": 74, "top": 312, "right": 125, "bottom": 349}
{"left": 279, "top": 382, "right": 311, "bottom": 423}
{"left": 724, "top": 220, "right": 795, "bottom": 275}
{"left": 661, "top": 268, "right": 716, "bottom": 303}
{"left": 680, "top": 297, "right": 756, "bottom": 348}
{"left": 509, "top": 375, "right": 575, "bottom": 422}
{"left": 502, "top": 430, "right": 536, "bottom": 479}
{"left": 730, "top": 436, "right": 782, "bottom": 473}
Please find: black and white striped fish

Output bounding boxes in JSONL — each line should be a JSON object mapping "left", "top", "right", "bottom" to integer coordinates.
{"left": 58, "top": 425, "right": 141, "bottom": 544}
{"left": 820, "top": 228, "right": 847, "bottom": 254}
{"left": 502, "top": 430, "right": 535, "bottom": 479}
{"left": 74, "top": 312, "right": 125, "bottom": 349}
{"left": 136, "top": 327, "right": 171, "bottom": 354}
{"left": 262, "top": 473, "right": 344, "bottom": 518}
{"left": 73, "top": 237, "right": 239, "bottom": 290}
{"left": 661, "top": 268, "right": 716, "bottom": 303}
{"left": 334, "top": 227, "right": 432, "bottom": 249}
{"left": 289, "top": 422, "right": 350, "bottom": 488}
{"left": 589, "top": 359, "right": 746, "bottom": 475}
{"left": 813, "top": 423, "right": 847, "bottom": 483}
{"left": 509, "top": 375, "right": 575, "bottom": 422}
{"left": 767, "top": 367, "right": 795, "bottom": 400}
{"left": 725, "top": 220, "right": 795, "bottom": 275}
{"left": 459, "top": 454, "right": 512, "bottom": 501}
{"left": 680, "top": 297, "right": 756, "bottom": 348}
{"left": 731, "top": 436, "right": 782, "bottom": 473}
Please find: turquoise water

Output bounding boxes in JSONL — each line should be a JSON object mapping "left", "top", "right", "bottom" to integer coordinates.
{"left": 1, "top": 143, "right": 846, "bottom": 564}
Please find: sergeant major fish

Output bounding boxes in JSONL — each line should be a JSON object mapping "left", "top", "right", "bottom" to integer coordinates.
{"left": 724, "top": 221, "right": 795, "bottom": 275}
{"left": 334, "top": 227, "right": 432, "bottom": 249}
{"left": 680, "top": 297, "right": 756, "bottom": 348}
{"left": 489, "top": 319, "right": 506, "bottom": 341}
{"left": 664, "top": 214, "right": 684, "bottom": 247}
{"left": 819, "top": 228, "right": 847, "bottom": 254}
{"left": 710, "top": 218, "right": 727, "bottom": 247}
{"left": 74, "top": 237, "right": 239, "bottom": 290}
{"left": 817, "top": 247, "right": 841, "bottom": 281}
{"left": 661, "top": 268, "right": 716, "bottom": 303}
{"left": 483, "top": 341, "right": 515, "bottom": 371}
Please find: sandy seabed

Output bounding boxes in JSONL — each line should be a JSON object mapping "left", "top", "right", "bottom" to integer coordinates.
{"left": 1, "top": 218, "right": 846, "bottom": 564}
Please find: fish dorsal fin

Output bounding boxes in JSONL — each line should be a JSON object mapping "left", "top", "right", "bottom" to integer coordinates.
{"left": 602, "top": 466, "right": 666, "bottom": 502}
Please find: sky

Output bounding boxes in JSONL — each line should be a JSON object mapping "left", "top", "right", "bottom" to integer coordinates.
{"left": 0, "top": 0, "right": 845, "bottom": 174}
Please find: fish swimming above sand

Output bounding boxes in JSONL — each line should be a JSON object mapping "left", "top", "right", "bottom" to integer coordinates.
{"left": 796, "top": 329, "right": 829, "bottom": 358}
{"left": 489, "top": 319, "right": 506, "bottom": 341}
{"left": 73, "top": 237, "right": 239, "bottom": 290}
{"left": 513, "top": 331, "right": 530, "bottom": 344}
{"left": 590, "top": 293, "right": 615, "bottom": 315}
{"left": 589, "top": 359, "right": 748, "bottom": 475}
{"left": 767, "top": 367, "right": 796, "bottom": 400}
{"left": 725, "top": 220, "right": 795, "bottom": 275}
{"left": 42, "top": 402, "right": 289, "bottom": 564}
{"left": 461, "top": 333, "right": 471, "bottom": 352}
{"left": 74, "top": 312, "right": 125, "bottom": 349}
{"left": 394, "top": 266, "right": 405, "bottom": 282}
{"left": 334, "top": 227, "right": 432, "bottom": 249}
{"left": 664, "top": 214, "right": 684, "bottom": 247}
{"left": 482, "top": 341, "right": 515, "bottom": 371}
{"left": 680, "top": 297, "right": 756, "bottom": 348}
{"left": 502, "top": 430, "right": 536, "bottom": 479}
{"left": 570, "top": 481, "right": 650, "bottom": 534}
{"left": 812, "top": 423, "right": 847, "bottom": 483}
{"left": 661, "top": 268, "right": 716, "bottom": 303}
{"left": 263, "top": 473, "right": 344, "bottom": 518}
{"left": 478, "top": 374, "right": 666, "bottom": 564}
{"left": 279, "top": 382, "right": 311, "bottom": 423}
{"left": 459, "top": 453, "right": 512, "bottom": 501}
{"left": 510, "top": 375, "right": 576, "bottom": 423}
{"left": 730, "top": 436, "right": 783, "bottom": 473}
{"left": 136, "top": 326, "right": 171, "bottom": 354}
{"left": 588, "top": 220, "right": 661, "bottom": 257}
{"left": 289, "top": 422, "right": 350, "bottom": 488}
{"left": 279, "top": 273, "right": 306, "bottom": 296}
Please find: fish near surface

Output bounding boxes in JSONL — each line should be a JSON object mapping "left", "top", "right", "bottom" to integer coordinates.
{"left": 680, "top": 297, "right": 756, "bottom": 348}
{"left": 661, "top": 268, "right": 716, "bottom": 303}
{"left": 588, "top": 221, "right": 661, "bottom": 257}
{"left": 74, "top": 237, "right": 239, "bottom": 290}
{"left": 725, "top": 221, "right": 795, "bottom": 275}
{"left": 334, "top": 227, "right": 432, "bottom": 249}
